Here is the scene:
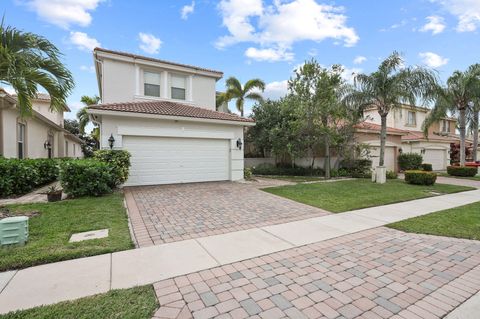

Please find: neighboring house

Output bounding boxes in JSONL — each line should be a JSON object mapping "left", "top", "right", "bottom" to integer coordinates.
{"left": 363, "top": 105, "right": 459, "bottom": 170}
{"left": 0, "top": 89, "right": 84, "bottom": 159}
{"left": 88, "top": 48, "right": 254, "bottom": 186}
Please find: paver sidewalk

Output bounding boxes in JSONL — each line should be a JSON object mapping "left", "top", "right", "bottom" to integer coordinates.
{"left": 0, "top": 182, "right": 62, "bottom": 206}
{"left": 1, "top": 189, "right": 480, "bottom": 314}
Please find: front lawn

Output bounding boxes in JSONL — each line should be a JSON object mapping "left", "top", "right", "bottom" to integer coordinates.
{"left": 259, "top": 175, "right": 325, "bottom": 183}
{"left": 263, "top": 179, "right": 473, "bottom": 213}
{"left": 388, "top": 201, "right": 480, "bottom": 240}
{"left": 0, "top": 286, "right": 158, "bottom": 319}
{"left": 0, "top": 193, "right": 133, "bottom": 271}
{"left": 438, "top": 173, "right": 480, "bottom": 181}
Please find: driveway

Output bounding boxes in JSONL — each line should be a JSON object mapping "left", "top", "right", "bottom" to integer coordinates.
{"left": 125, "top": 181, "right": 329, "bottom": 247}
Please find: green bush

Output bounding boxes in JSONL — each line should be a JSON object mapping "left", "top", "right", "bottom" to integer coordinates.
{"left": 420, "top": 163, "right": 433, "bottom": 172}
{"left": 447, "top": 166, "right": 478, "bottom": 177}
{"left": 330, "top": 168, "right": 350, "bottom": 178}
{"left": 398, "top": 153, "right": 423, "bottom": 171}
{"left": 59, "top": 160, "right": 114, "bottom": 197}
{"left": 0, "top": 158, "right": 59, "bottom": 197}
{"left": 404, "top": 170, "right": 437, "bottom": 186}
{"left": 244, "top": 167, "right": 253, "bottom": 180}
{"left": 94, "top": 150, "right": 131, "bottom": 187}
{"left": 251, "top": 163, "right": 324, "bottom": 176}
{"left": 340, "top": 159, "right": 372, "bottom": 178}
{"left": 386, "top": 170, "right": 398, "bottom": 179}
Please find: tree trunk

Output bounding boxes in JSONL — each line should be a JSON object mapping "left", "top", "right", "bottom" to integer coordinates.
{"left": 324, "top": 136, "right": 331, "bottom": 179}
{"left": 379, "top": 114, "right": 388, "bottom": 167}
{"left": 459, "top": 107, "right": 466, "bottom": 166}
{"left": 473, "top": 110, "right": 479, "bottom": 162}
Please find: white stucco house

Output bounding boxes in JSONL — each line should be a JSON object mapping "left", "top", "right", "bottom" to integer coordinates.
{"left": 0, "top": 89, "right": 84, "bottom": 159}
{"left": 88, "top": 48, "right": 254, "bottom": 186}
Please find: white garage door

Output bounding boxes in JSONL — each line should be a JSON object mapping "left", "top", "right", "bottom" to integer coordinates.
{"left": 423, "top": 149, "right": 446, "bottom": 171}
{"left": 123, "top": 136, "right": 230, "bottom": 186}
{"left": 370, "top": 146, "right": 396, "bottom": 171}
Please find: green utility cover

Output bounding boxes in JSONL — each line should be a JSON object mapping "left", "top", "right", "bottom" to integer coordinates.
{"left": 0, "top": 216, "right": 29, "bottom": 246}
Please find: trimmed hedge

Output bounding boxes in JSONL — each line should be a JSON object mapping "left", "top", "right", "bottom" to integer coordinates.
{"left": 398, "top": 153, "right": 423, "bottom": 171}
{"left": 251, "top": 163, "right": 324, "bottom": 176}
{"left": 94, "top": 150, "right": 131, "bottom": 187}
{"left": 59, "top": 160, "right": 114, "bottom": 197}
{"left": 420, "top": 163, "right": 433, "bottom": 172}
{"left": 404, "top": 170, "right": 437, "bottom": 186}
{"left": 0, "top": 158, "right": 59, "bottom": 197}
{"left": 447, "top": 166, "right": 478, "bottom": 177}
{"left": 340, "top": 159, "right": 372, "bottom": 178}
{"left": 386, "top": 170, "right": 398, "bottom": 179}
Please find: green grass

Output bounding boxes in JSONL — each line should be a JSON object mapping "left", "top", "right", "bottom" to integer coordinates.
{"left": 388, "top": 201, "right": 480, "bottom": 240}
{"left": 438, "top": 173, "right": 480, "bottom": 181}
{"left": 0, "top": 286, "right": 158, "bottom": 319}
{"left": 259, "top": 175, "right": 326, "bottom": 182}
{"left": 0, "top": 193, "right": 133, "bottom": 271}
{"left": 263, "top": 179, "right": 474, "bottom": 213}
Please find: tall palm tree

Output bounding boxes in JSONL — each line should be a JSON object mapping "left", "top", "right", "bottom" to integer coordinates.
{"left": 0, "top": 22, "right": 74, "bottom": 116}
{"left": 221, "top": 76, "right": 265, "bottom": 117}
{"left": 424, "top": 65, "right": 480, "bottom": 165}
{"left": 345, "top": 51, "right": 438, "bottom": 172}
{"left": 77, "top": 95, "right": 100, "bottom": 134}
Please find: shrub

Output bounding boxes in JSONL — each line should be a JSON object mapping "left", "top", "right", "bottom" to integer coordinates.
{"left": 330, "top": 168, "right": 349, "bottom": 178}
{"left": 447, "top": 166, "right": 478, "bottom": 177}
{"left": 59, "top": 160, "right": 114, "bottom": 197}
{"left": 420, "top": 163, "right": 433, "bottom": 172}
{"left": 251, "top": 163, "right": 324, "bottom": 176}
{"left": 33, "top": 158, "right": 59, "bottom": 185}
{"left": 244, "top": 167, "right": 253, "bottom": 180}
{"left": 340, "top": 159, "right": 372, "bottom": 178}
{"left": 398, "top": 153, "right": 423, "bottom": 171}
{"left": 404, "top": 170, "right": 437, "bottom": 186}
{"left": 94, "top": 150, "right": 131, "bottom": 187}
{"left": 386, "top": 170, "right": 398, "bottom": 179}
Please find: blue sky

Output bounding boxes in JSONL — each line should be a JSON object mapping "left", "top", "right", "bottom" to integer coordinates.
{"left": 3, "top": 0, "right": 480, "bottom": 119}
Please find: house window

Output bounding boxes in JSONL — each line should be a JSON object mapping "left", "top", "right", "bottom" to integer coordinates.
{"left": 171, "top": 74, "right": 186, "bottom": 100}
{"left": 144, "top": 71, "right": 161, "bottom": 97}
{"left": 441, "top": 120, "right": 450, "bottom": 133}
{"left": 17, "top": 123, "right": 25, "bottom": 159}
{"left": 407, "top": 111, "right": 416, "bottom": 126}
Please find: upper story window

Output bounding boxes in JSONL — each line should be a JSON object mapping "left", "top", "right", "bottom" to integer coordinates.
{"left": 171, "top": 74, "right": 186, "bottom": 100}
{"left": 144, "top": 71, "right": 161, "bottom": 97}
{"left": 17, "top": 123, "right": 26, "bottom": 159}
{"left": 407, "top": 111, "right": 416, "bottom": 126}
{"left": 441, "top": 119, "right": 450, "bottom": 133}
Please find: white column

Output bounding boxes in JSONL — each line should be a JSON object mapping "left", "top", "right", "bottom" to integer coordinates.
{"left": 162, "top": 71, "right": 169, "bottom": 98}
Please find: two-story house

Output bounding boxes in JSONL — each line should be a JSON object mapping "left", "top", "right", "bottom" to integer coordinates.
{"left": 363, "top": 105, "right": 459, "bottom": 170}
{"left": 0, "top": 89, "right": 84, "bottom": 159}
{"left": 87, "top": 48, "right": 254, "bottom": 186}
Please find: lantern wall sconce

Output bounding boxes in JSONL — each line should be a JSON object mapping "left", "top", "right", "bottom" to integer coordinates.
{"left": 108, "top": 134, "right": 115, "bottom": 150}
{"left": 43, "top": 140, "right": 52, "bottom": 150}
{"left": 236, "top": 138, "right": 243, "bottom": 150}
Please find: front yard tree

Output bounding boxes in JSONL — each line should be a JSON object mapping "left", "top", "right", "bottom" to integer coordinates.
{"left": 346, "top": 51, "right": 438, "bottom": 180}
{"left": 77, "top": 95, "right": 100, "bottom": 133}
{"left": 220, "top": 76, "right": 265, "bottom": 117}
{"left": 424, "top": 64, "right": 480, "bottom": 165}
{"left": 289, "top": 61, "right": 351, "bottom": 179}
{"left": 0, "top": 22, "right": 74, "bottom": 115}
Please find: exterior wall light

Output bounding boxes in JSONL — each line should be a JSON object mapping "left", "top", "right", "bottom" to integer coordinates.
{"left": 108, "top": 134, "right": 115, "bottom": 150}
{"left": 236, "top": 138, "right": 243, "bottom": 150}
{"left": 44, "top": 140, "right": 51, "bottom": 150}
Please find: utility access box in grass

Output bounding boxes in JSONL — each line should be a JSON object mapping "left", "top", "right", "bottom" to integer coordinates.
{"left": 0, "top": 216, "right": 29, "bottom": 246}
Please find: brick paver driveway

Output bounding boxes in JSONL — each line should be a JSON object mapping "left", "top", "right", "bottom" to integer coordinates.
{"left": 152, "top": 227, "right": 480, "bottom": 319}
{"left": 125, "top": 181, "right": 329, "bottom": 246}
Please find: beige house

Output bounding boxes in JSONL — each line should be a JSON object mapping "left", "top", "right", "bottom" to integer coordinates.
{"left": 88, "top": 48, "right": 254, "bottom": 186}
{"left": 363, "top": 105, "right": 458, "bottom": 170}
{"left": 0, "top": 89, "right": 84, "bottom": 159}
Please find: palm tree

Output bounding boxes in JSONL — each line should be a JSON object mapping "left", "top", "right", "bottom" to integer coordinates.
{"left": 221, "top": 77, "right": 265, "bottom": 117}
{"left": 345, "top": 52, "right": 438, "bottom": 175}
{"left": 77, "top": 95, "right": 100, "bottom": 134}
{"left": 424, "top": 65, "right": 480, "bottom": 165}
{"left": 0, "top": 22, "right": 74, "bottom": 116}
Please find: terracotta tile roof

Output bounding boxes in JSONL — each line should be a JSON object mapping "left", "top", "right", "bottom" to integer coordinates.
{"left": 354, "top": 122, "right": 408, "bottom": 135}
{"left": 88, "top": 100, "right": 254, "bottom": 123}
{"left": 402, "top": 130, "right": 466, "bottom": 142}
{"left": 94, "top": 48, "right": 223, "bottom": 76}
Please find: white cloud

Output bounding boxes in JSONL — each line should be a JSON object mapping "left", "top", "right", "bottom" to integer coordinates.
{"left": 353, "top": 56, "right": 367, "bottom": 64}
{"left": 262, "top": 80, "right": 289, "bottom": 100}
{"left": 22, "top": 0, "right": 103, "bottom": 29}
{"left": 419, "top": 52, "right": 449, "bottom": 68}
{"left": 138, "top": 33, "right": 162, "bottom": 54}
{"left": 80, "top": 65, "right": 95, "bottom": 73}
{"left": 217, "top": 0, "right": 358, "bottom": 62}
{"left": 420, "top": 15, "right": 446, "bottom": 34}
{"left": 245, "top": 47, "right": 294, "bottom": 62}
{"left": 69, "top": 31, "right": 100, "bottom": 51}
{"left": 181, "top": 1, "right": 195, "bottom": 20}
{"left": 431, "top": 0, "right": 480, "bottom": 32}
{"left": 307, "top": 48, "right": 318, "bottom": 56}
{"left": 341, "top": 66, "right": 362, "bottom": 83}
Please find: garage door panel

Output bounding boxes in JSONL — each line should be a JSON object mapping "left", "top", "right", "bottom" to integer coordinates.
{"left": 123, "top": 136, "right": 230, "bottom": 186}
{"left": 422, "top": 149, "right": 446, "bottom": 171}
{"left": 369, "top": 146, "right": 396, "bottom": 171}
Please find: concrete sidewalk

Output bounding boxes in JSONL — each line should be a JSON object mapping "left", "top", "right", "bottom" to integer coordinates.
{"left": 1, "top": 189, "right": 480, "bottom": 314}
